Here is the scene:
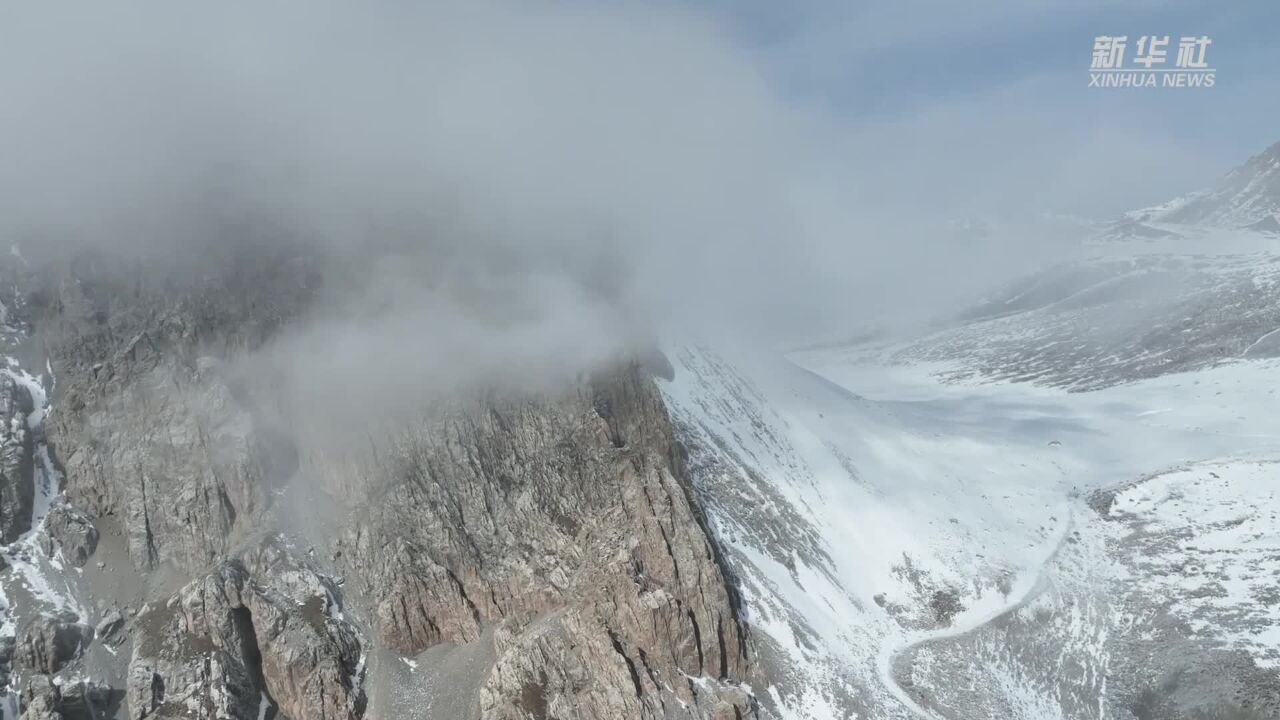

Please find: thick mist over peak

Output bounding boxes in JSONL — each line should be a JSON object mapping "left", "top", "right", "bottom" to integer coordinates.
{"left": 0, "top": 0, "right": 1235, "bottom": 384}
{"left": 3, "top": 5, "right": 1280, "bottom": 719}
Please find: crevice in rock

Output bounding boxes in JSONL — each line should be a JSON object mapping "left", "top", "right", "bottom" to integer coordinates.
{"left": 717, "top": 616, "right": 728, "bottom": 680}
{"left": 218, "top": 484, "right": 237, "bottom": 529}
{"left": 607, "top": 629, "right": 644, "bottom": 699}
{"left": 230, "top": 606, "right": 275, "bottom": 717}
{"left": 137, "top": 475, "right": 160, "bottom": 567}
{"left": 641, "top": 482, "right": 681, "bottom": 583}
{"left": 149, "top": 672, "right": 165, "bottom": 709}
{"left": 445, "top": 568, "right": 483, "bottom": 626}
{"left": 636, "top": 648, "right": 670, "bottom": 714}
{"left": 399, "top": 590, "right": 442, "bottom": 647}
{"left": 636, "top": 647, "right": 661, "bottom": 687}
{"left": 591, "top": 392, "right": 626, "bottom": 449}
{"left": 687, "top": 609, "right": 705, "bottom": 674}
{"left": 665, "top": 452, "right": 751, "bottom": 666}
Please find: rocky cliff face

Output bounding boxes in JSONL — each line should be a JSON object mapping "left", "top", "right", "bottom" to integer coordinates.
{"left": 0, "top": 248, "right": 757, "bottom": 719}
{"left": 126, "top": 539, "right": 364, "bottom": 720}
{"left": 0, "top": 373, "right": 35, "bottom": 544}
{"left": 338, "top": 364, "right": 751, "bottom": 719}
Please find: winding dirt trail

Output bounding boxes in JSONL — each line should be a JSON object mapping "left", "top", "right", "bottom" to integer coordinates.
{"left": 877, "top": 509, "right": 1075, "bottom": 720}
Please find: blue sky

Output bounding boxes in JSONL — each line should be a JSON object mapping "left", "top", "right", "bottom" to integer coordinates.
{"left": 693, "top": 0, "right": 1280, "bottom": 217}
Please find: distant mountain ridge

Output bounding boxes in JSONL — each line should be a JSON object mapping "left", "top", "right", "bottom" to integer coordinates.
{"left": 1127, "top": 140, "right": 1280, "bottom": 229}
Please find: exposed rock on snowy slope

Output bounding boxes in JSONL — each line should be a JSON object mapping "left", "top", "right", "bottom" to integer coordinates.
{"left": 0, "top": 372, "right": 35, "bottom": 544}
{"left": 1095, "top": 141, "right": 1280, "bottom": 245}
{"left": 890, "top": 252, "right": 1280, "bottom": 390}
{"left": 40, "top": 503, "right": 98, "bottom": 568}
{"left": 1129, "top": 141, "right": 1280, "bottom": 229}
{"left": 1089, "top": 461, "right": 1280, "bottom": 719}
{"left": 16, "top": 610, "right": 93, "bottom": 676}
{"left": 870, "top": 140, "right": 1280, "bottom": 391}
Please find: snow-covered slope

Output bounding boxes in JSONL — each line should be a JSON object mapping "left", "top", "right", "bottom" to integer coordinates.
{"left": 663, "top": 342, "right": 1280, "bottom": 719}
{"left": 661, "top": 348, "right": 1074, "bottom": 718}
{"left": 886, "top": 250, "right": 1280, "bottom": 390}
{"left": 1128, "top": 141, "right": 1280, "bottom": 230}
{"left": 655, "top": 140, "right": 1280, "bottom": 719}
{"left": 662, "top": 227, "right": 1280, "bottom": 718}
{"left": 1094, "top": 139, "right": 1280, "bottom": 245}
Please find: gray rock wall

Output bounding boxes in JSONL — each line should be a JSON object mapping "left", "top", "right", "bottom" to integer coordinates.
{"left": 0, "top": 249, "right": 755, "bottom": 720}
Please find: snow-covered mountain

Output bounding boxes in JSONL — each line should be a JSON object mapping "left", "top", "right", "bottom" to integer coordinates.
{"left": 663, "top": 341, "right": 1280, "bottom": 719}
{"left": 2, "top": 124, "right": 1277, "bottom": 720}
{"left": 1104, "top": 141, "right": 1280, "bottom": 241}
{"left": 657, "top": 141, "right": 1280, "bottom": 719}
